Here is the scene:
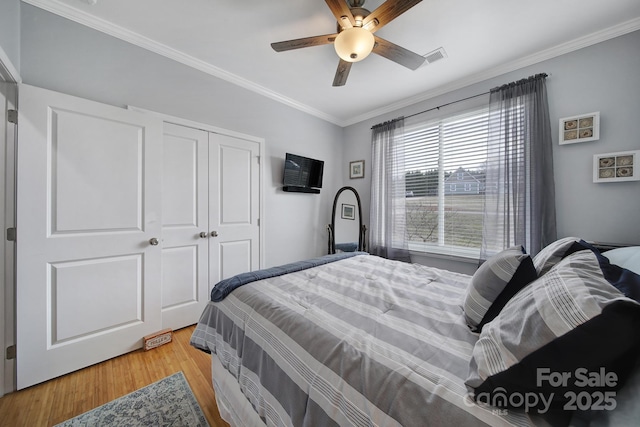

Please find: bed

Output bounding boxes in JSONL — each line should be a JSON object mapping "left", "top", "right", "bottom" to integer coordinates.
{"left": 190, "top": 238, "right": 640, "bottom": 427}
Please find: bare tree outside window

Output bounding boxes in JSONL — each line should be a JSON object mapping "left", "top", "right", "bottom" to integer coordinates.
{"left": 401, "top": 107, "right": 489, "bottom": 257}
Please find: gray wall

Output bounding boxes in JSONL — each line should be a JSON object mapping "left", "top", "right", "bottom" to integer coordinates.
{"left": 343, "top": 30, "right": 640, "bottom": 274}
{"left": 0, "top": 0, "right": 20, "bottom": 78}
{"left": 9, "top": 5, "right": 640, "bottom": 274}
{"left": 18, "top": 4, "right": 343, "bottom": 267}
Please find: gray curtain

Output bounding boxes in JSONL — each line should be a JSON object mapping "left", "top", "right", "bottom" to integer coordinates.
{"left": 369, "top": 117, "right": 411, "bottom": 262}
{"left": 481, "top": 73, "right": 556, "bottom": 261}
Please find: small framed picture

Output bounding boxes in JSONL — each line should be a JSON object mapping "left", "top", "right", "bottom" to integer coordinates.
{"left": 559, "top": 112, "right": 600, "bottom": 144}
{"left": 593, "top": 150, "right": 639, "bottom": 183}
{"left": 350, "top": 160, "right": 364, "bottom": 179}
{"left": 341, "top": 204, "right": 355, "bottom": 220}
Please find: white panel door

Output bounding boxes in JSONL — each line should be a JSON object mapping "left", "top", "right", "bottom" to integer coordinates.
{"left": 16, "top": 84, "right": 163, "bottom": 389}
{"left": 209, "top": 134, "right": 260, "bottom": 283}
{"left": 161, "top": 123, "right": 209, "bottom": 330}
{"left": 1, "top": 82, "right": 18, "bottom": 396}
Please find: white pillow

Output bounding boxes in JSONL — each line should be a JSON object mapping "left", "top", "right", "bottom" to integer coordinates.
{"left": 605, "top": 246, "right": 640, "bottom": 275}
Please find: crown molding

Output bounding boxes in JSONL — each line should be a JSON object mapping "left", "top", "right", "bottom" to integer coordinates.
{"left": 22, "top": 0, "right": 343, "bottom": 125}
{"left": 22, "top": 1, "right": 640, "bottom": 128}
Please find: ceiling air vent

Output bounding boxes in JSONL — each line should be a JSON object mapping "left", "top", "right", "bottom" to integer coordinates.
{"left": 422, "top": 47, "right": 448, "bottom": 66}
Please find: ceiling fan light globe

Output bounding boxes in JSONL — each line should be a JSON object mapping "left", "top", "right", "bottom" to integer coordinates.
{"left": 334, "top": 27, "right": 374, "bottom": 63}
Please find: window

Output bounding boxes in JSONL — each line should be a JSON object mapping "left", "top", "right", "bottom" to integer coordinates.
{"left": 403, "top": 107, "right": 489, "bottom": 258}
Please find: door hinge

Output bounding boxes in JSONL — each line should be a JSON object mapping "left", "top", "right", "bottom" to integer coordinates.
{"left": 6, "top": 227, "right": 16, "bottom": 241}
{"left": 257, "top": 156, "right": 260, "bottom": 165}
{"left": 257, "top": 218, "right": 260, "bottom": 227}
{"left": 6, "top": 345, "right": 16, "bottom": 360}
{"left": 7, "top": 109, "right": 18, "bottom": 124}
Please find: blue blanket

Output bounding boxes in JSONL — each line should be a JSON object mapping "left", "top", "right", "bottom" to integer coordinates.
{"left": 210, "top": 252, "right": 367, "bottom": 301}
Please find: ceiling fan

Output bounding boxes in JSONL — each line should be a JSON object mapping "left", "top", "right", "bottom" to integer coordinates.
{"left": 271, "top": 0, "right": 425, "bottom": 87}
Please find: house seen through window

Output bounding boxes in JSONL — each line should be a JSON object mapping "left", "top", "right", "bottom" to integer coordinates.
{"left": 403, "top": 106, "right": 490, "bottom": 258}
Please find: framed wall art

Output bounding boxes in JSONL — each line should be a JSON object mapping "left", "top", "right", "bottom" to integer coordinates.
{"left": 559, "top": 112, "right": 600, "bottom": 144}
{"left": 350, "top": 160, "right": 365, "bottom": 179}
{"left": 593, "top": 150, "right": 639, "bottom": 183}
{"left": 341, "top": 204, "right": 355, "bottom": 220}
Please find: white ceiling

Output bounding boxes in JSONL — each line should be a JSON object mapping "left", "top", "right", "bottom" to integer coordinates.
{"left": 24, "top": 0, "right": 640, "bottom": 126}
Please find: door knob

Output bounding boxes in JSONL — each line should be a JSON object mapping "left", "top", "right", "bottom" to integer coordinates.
{"left": 149, "top": 237, "right": 159, "bottom": 246}
{"left": 210, "top": 231, "right": 218, "bottom": 237}
{"left": 199, "top": 231, "right": 208, "bottom": 238}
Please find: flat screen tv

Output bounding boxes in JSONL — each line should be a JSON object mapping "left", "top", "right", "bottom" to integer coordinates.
{"left": 283, "top": 153, "right": 324, "bottom": 194}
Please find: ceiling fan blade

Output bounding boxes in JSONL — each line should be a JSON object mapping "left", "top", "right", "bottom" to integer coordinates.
{"left": 333, "top": 59, "right": 352, "bottom": 86}
{"left": 271, "top": 34, "right": 338, "bottom": 52}
{"left": 325, "top": 0, "right": 355, "bottom": 29}
{"left": 373, "top": 36, "right": 425, "bottom": 70}
{"left": 363, "top": 0, "right": 423, "bottom": 33}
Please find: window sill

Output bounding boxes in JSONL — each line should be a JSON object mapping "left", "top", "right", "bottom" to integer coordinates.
{"left": 408, "top": 243, "right": 480, "bottom": 264}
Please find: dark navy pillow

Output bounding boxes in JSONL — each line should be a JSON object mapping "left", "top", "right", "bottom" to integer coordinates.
{"left": 564, "top": 240, "right": 640, "bottom": 303}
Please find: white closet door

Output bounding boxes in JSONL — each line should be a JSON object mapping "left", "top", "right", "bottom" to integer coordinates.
{"left": 161, "top": 123, "right": 209, "bottom": 329}
{"left": 209, "top": 133, "right": 260, "bottom": 283}
{"left": 16, "top": 84, "right": 163, "bottom": 389}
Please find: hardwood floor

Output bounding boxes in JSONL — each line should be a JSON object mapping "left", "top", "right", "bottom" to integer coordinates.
{"left": 0, "top": 325, "right": 230, "bottom": 426}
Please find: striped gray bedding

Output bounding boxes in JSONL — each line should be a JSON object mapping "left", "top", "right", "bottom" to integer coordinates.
{"left": 190, "top": 254, "right": 541, "bottom": 426}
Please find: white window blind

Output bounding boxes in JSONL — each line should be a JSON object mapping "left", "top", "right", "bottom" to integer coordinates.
{"left": 402, "top": 107, "right": 490, "bottom": 258}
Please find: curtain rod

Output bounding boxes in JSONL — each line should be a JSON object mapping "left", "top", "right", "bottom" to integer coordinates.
{"left": 372, "top": 72, "right": 549, "bottom": 129}
{"left": 371, "top": 91, "right": 488, "bottom": 129}
{"left": 404, "top": 91, "right": 489, "bottom": 120}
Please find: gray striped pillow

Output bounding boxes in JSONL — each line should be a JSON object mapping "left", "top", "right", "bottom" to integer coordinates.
{"left": 532, "top": 236, "right": 581, "bottom": 276}
{"left": 463, "top": 245, "right": 535, "bottom": 331}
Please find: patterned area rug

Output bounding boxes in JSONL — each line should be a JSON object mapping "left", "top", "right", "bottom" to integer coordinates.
{"left": 55, "top": 372, "right": 209, "bottom": 426}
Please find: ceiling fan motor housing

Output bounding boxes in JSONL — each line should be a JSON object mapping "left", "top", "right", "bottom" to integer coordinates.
{"left": 338, "top": 7, "right": 371, "bottom": 30}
